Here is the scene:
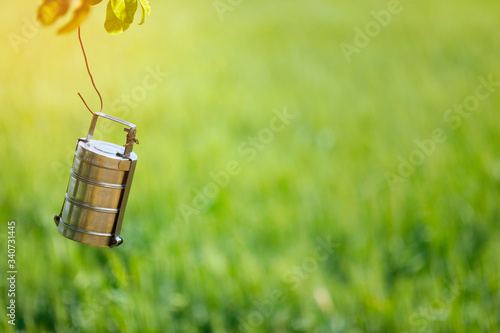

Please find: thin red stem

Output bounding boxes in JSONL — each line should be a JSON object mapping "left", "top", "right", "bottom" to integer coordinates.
{"left": 77, "top": 25, "right": 103, "bottom": 115}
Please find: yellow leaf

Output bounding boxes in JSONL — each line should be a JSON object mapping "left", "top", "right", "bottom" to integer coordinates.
{"left": 138, "top": 0, "right": 151, "bottom": 15}
{"left": 104, "top": 1, "right": 131, "bottom": 35}
{"left": 138, "top": 0, "right": 151, "bottom": 25}
{"left": 37, "top": 0, "right": 70, "bottom": 26}
{"left": 57, "top": 2, "right": 91, "bottom": 34}
{"left": 110, "top": 0, "right": 137, "bottom": 24}
{"left": 87, "top": 0, "right": 103, "bottom": 5}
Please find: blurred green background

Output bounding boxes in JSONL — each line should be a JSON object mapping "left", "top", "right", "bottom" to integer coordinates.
{"left": 1, "top": 0, "right": 500, "bottom": 332}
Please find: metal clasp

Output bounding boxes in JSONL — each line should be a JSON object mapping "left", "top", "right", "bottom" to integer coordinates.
{"left": 122, "top": 127, "right": 140, "bottom": 157}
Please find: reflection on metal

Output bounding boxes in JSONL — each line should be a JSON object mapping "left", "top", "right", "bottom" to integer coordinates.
{"left": 54, "top": 112, "right": 139, "bottom": 248}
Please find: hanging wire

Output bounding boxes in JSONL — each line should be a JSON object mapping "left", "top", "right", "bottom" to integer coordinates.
{"left": 77, "top": 25, "right": 103, "bottom": 115}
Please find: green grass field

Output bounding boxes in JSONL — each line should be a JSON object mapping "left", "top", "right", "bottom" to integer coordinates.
{"left": 1, "top": 0, "right": 500, "bottom": 331}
